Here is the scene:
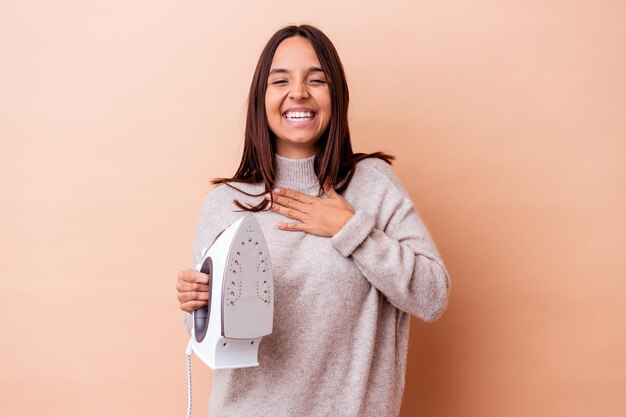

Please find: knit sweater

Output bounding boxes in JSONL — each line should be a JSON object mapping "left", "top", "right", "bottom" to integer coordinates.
{"left": 184, "top": 153, "right": 451, "bottom": 417}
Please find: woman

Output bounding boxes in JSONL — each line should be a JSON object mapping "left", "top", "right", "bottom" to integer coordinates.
{"left": 176, "top": 24, "right": 451, "bottom": 417}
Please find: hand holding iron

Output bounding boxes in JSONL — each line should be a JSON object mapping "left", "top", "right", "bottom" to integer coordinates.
{"left": 266, "top": 184, "right": 354, "bottom": 237}
{"left": 176, "top": 269, "right": 210, "bottom": 313}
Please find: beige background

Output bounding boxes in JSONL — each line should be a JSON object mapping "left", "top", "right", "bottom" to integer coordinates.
{"left": 1, "top": 1, "right": 625, "bottom": 416}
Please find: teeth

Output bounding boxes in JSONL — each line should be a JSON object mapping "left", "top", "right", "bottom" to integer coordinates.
{"left": 285, "top": 111, "right": 315, "bottom": 120}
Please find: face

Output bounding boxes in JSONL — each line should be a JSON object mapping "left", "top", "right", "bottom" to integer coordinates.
{"left": 265, "top": 36, "right": 332, "bottom": 159}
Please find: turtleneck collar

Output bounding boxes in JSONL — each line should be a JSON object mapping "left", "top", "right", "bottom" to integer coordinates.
{"left": 274, "top": 153, "right": 319, "bottom": 190}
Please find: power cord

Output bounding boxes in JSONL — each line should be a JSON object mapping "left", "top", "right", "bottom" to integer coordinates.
{"left": 185, "top": 341, "right": 193, "bottom": 417}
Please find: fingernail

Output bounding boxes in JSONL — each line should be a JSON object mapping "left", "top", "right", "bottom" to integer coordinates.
{"left": 273, "top": 188, "right": 281, "bottom": 193}
{"left": 265, "top": 193, "right": 271, "bottom": 200}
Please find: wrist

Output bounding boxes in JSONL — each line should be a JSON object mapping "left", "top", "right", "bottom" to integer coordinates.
{"left": 332, "top": 210, "right": 354, "bottom": 236}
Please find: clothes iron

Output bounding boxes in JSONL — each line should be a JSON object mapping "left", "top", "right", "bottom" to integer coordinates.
{"left": 187, "top": 213, "right": 274, "bottom": 369}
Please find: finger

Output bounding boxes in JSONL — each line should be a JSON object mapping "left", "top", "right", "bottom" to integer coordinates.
{"left": 177, "top": 290, "right": 210, "bottom": 303}
{"left": 178, "top": 269, "right": 210, "bottom": 284}
{"left": 270, "top": 203, "right": 308, "bottom": 221}
{"left": 271, "top": 193, "right": 309, "bottom": 212}
{"left": 323, "top": 182, "right": 337, "bottom": 197}
{"left": 277, "top": 221, "right": 307, "bottom": 232}
{"left": 180, "top": 300, "right": 208, "bottom": 312}
{"left": 273, "top": 188, "right": 317, "bottom": 204}
{"left": 176, "top": 281, "right": 209, "bottom": 292}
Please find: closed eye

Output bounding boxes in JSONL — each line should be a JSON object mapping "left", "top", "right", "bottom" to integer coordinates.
{"left": 270, "top": 79, "right": 326, "bottom": 85}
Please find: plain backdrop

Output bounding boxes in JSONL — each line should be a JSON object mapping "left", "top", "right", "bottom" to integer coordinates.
{"left": 1, "top": 1, "right": 625, "bottom": 416}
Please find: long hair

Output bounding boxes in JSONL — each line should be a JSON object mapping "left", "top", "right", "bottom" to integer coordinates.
{"left": 211, "top": 24, "right": 395, "bottom": 211}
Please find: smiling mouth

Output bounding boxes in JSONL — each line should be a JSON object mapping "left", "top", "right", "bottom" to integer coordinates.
{"left": 283, "top": 111, "right": 316, "bottom": 122}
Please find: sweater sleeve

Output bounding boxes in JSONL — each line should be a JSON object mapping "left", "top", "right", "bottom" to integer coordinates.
{"left": 182, "top": 190, "right": 218, "bottom": 336}
{"left": 329, "top": 190, "right": 451, "bottom": 322}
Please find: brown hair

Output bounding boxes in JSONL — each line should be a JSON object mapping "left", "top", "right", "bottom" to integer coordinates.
{"left": 211, "top": 24, "right": 395, "bottom": 211}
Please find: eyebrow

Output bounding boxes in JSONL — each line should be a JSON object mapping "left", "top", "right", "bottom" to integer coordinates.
{"left": 268, "top": 66, "right": 325, "bottom": 75}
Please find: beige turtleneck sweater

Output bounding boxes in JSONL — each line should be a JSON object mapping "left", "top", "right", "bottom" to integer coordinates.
{"left": 184, "top": 153, "right": 450, "bottom": 417}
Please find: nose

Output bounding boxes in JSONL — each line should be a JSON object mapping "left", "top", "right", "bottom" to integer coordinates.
{"left": 289, "top": 80, "right": 310, "bottom": 100}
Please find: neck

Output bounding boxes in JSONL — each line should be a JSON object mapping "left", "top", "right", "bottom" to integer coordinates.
{"left": 274, "top": 153, "right": 319, "bottom": 190}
